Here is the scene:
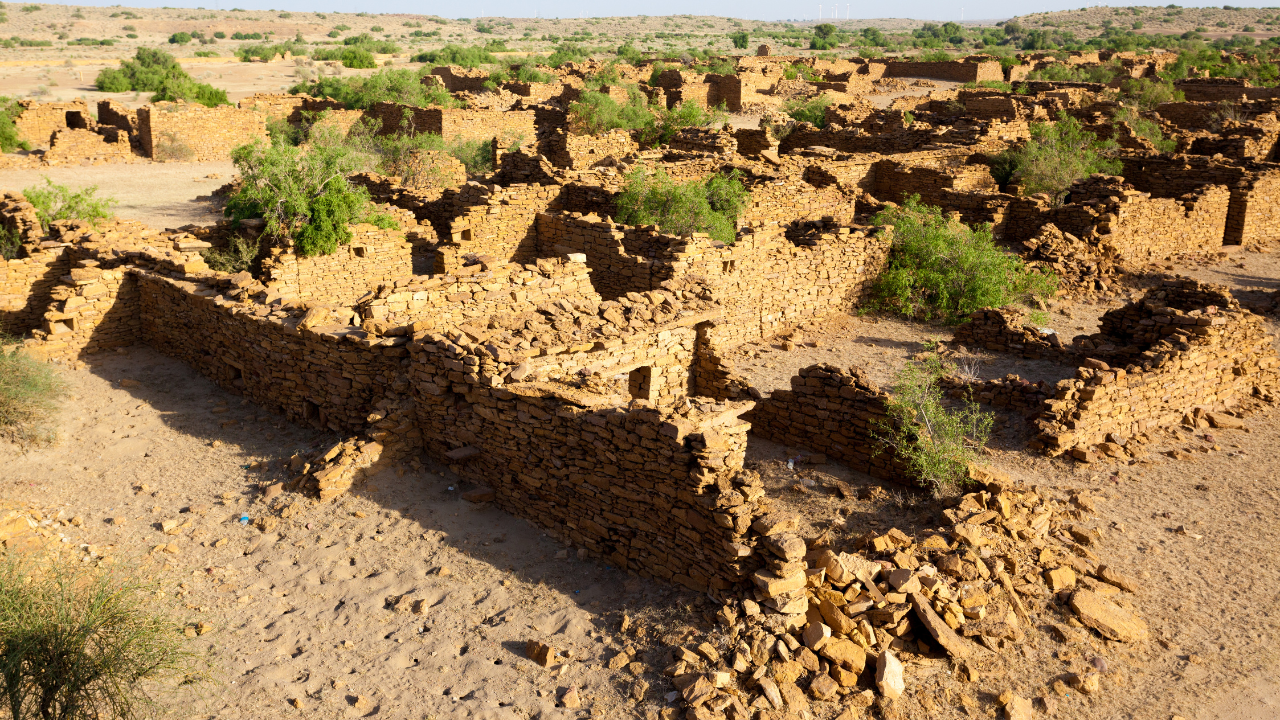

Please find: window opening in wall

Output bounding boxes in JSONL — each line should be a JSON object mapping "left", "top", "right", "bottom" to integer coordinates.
{"left": 65, "top": 111, "right": 88, "bottom": 129}
{"left": 628, "top": 366, "right": 653, "bottom": 401}
{"left": 352, "top": 246, "right": 367, "bottom": 258}
{"left": 302, "top": 400, "right": 319, "bottom": 422}
{"left": 722, "top": 260, "right": 736, "bottom": 273}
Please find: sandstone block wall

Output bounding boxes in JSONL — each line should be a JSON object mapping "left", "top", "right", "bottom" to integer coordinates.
{"left": 237, "top": 93, "right": 346, "bottom": 124}
{"left": 1032, "top": 280, "right": 1279, "bottom": 458}
{"left": 743, "top": 364, "right": 913, "bottom": 483}
{"left": 43, "top": 128, "right": 136, "bottom": 164}
{"left": 543, "top": 128, "right": 638, "bottom": 169}
{"left": 0, "top": 250, "right": 70, "bottom": 336}
{"left": 438, "top": 183, "right": 566, "bottom": 273}
{"left": 96, "top": 100, "right": 137, "bottom": 134}
{"left": 25, "top": 262, "right": 140, "bottom": 359}
{"left": 369, "top": 104, "right": 536, "bottom": 147}
{"left": 882, "top": 61, "right": 1004, "bottom": 83}
{"left": 354, "top": 256, "right": 597, "bottom": 332}
{"left": 12, "top": 100, "right": 92, "bottom": 147}
{"left": 260, "top": 224, "right": 415, "bottom": 306}
{"left": 137, "top": 102, "right": 268, "bottom": 161}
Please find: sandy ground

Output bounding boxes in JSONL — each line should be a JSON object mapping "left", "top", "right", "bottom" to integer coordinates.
{"left": 0, "top": 161, "right": 233, "bottom": 229}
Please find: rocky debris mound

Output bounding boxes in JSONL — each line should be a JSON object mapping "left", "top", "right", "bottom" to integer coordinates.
{"left": 1022, "top": 223, "right": 1124, "bottom": 295}
{"left": 639, "top": 475, "right": 1145, "bottom": 718}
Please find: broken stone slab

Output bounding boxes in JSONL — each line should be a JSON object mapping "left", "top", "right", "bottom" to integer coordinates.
{"left": 909, "top": 591, "right": 988, "bottom": 660}
{"left": 444, "top": 446, "right": 480, "bottom": 462}
{"left": 876, "top": 649, "right": 905, "bottom": 699}
{"left": 1069, "top": 589, "right": 1149, "bottom": 642}
{"left": 461, "top": 487, "right": 495, "bottom": 503}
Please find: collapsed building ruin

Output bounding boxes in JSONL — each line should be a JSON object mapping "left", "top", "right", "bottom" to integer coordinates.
{"left": 4, "top": 47, "right": 1280, "bottom": 715}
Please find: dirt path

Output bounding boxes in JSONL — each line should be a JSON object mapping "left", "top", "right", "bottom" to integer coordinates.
{"left": 0, "top": 161, "right": 233, "bottom": 229}
{"left": 5, "top": 338, "right": 1279, "bottom": 719}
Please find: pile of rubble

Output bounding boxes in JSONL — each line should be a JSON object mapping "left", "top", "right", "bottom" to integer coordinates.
{"left": 1021, "top": 223, "right": 1125, "bottom": 296}
{"left": 620, "top": 473, "right": 1147, "bottom": 719}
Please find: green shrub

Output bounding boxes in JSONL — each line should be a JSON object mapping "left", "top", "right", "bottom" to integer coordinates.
{"left": 0, "top": 554, "right": 195, "bottom": 713}
{"left": 0, "top": 226, "right": 20, "bottom": 260}
{"left": 236, "top": 40, "right": 307, "bottom": 62}
{"left": 783, "top": 95, "right": 831, "bottom": 128}
{"left": 225, "top": 128, "right": 395, "bottom": 257}
{"left": 1114, "top": 106, "right": 1176, "bottom": 152}
{"left": 168, "top": 31, "right": 192, "bottom": 45}
{"left": 23, "top": 178, "right": 116, "bottom": 231}
{"left": 729, "top": 30, "right": 748, "bottom": 49}
{"left": 213, "top": 31, "right": 226, "bottom": 39}
{"left": 547, "top": 42, "right": 590, "bottom": 67}
{"left": 0, "top": 343, "right": 64, "bottom": 444}
{"left": 338, "top": 47, "right": 376, "bottom": 69}
{"left": 290, "top": 68, "right": 460, "bottom": 109}
{"left": 1118, "top": 77, "right": 1184, "bottom": 110}
{"left": 992, "top": 113, "right": 1121, "bottom": 204}
{"left": 616, "top": 41, "right": 643, "bottom": 65}
{"left": 569, "top": 90, "right": 657, "bottom": 136}
{"left": 94, "top": 48, "right": 228, "bottom": 107}
{"left": 871, "top": 196, "right": 1057, "bottom": 323}
{"left": 963, "top": 79, "right": 1013, "bottom": 91}
{"left": 200, "top": 234, "right": 262, "bottom": 275}
{"left": 615, "top": 167, "right": 745, "bottom": 245}
{"left": 1, "top": 96, "right": 29, "bottom": 153}
{"left": 875, "top": 355, "right": 994, "bottom": 498}
{"left": 917, "top": 49, "right": 952, "bottom": 61}
{"left": 410, "top": 44, "right": 496, "bottom": 67}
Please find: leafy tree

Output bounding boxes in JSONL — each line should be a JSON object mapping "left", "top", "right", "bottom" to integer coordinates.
{"left": 729, "top": 30, "right": 748, "bottom": 49}
{"left": 225, "top": 127, "right": 395, "bottom": 257}
{"left": 782, "top": 95, "right": 831, "bottom": 127}
{"left": 94, "top": 48, "right": 227, "bottom": 107}
{"left": 871, "top": 196, "right": 1057, "bottom": 323}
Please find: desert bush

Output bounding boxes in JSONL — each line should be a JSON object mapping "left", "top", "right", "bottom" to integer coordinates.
{"left": 200, "top": 234, "right": 262, "bottom": 275}
{"left": 546, "top": 42, "right": 590, "bottom": 67}
{"left": 410, "top": 44, "right": 496, "bottom": 67}
{"left": 22, "top": 178, "right": 116, "bottom": 231}
{"left": 990, "top": 113, "right": 1121, "bottom": 204}
{"left": 1117, "top": 77, "right": 1184, "bottom": 109}
{"left": 782, "top": 95, "right": 831, "bottom": 128}
{"left": 0, "top": 226, "right": 20, "bottom": 260}
{"left": 917, "top": 49, "right": 953, "bottom": 61}
{"left": 1, "top": 95, "right": 29, "bottom": 152}
{"left": 1114, "top": 106, "right": 1176, "bottom": 152}
{"left": 225, "top": 127, "right": 394, "bottom": 257}
{"left": 0, "top": 343, "right": 63, "bottom": 444}
{"left": 729, "top": 30, "right": 748, "bottom": 49}
{"left": 290, "top": 68, "right": 460, "bottom": 109}
{"left": 336, "top": 47, "right": 376, "bottom": 69}
{"left": 168, "top": 31, "right": 191, "bottom": 45}
{"left": 875, "top": 355, "right": 994, "bottom": 498}
{"left": 962, "top": 79, "right": 1013, "bottom": 91}
{"left": 615, "top": 166, "right": 745, "bottom": 245}
{"left": 871, "top": 196, "right": 1057, "bottom": 323}
{"left": 153, "top": 131, "right": 195, "bottom": 162}
{"left": 94, "top": 48, "right": 227, "bottom": 107}
{"left": 0, "top": 554, "right": 195, "bottom": 716}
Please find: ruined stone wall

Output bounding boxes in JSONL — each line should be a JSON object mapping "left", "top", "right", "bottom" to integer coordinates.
{"left": 0, "top": 250, "right": 70, "bottom": 336}
{"left": 535, "top": 213, "right": 682, "bottom": 299}
{"left": 237, "top": 93, "right": 346, "bottom": 124}
{"left": 1175, "top": 79, "right": 1280, "bottom": 102}
{"left": 1032, "top": 280, "right": 1279, "bottom": 460}
{"left": 259, "top": 224, "right": 415, "bottom": 306}
{"left": 680, "top": 225, "right": 893, "bottom": 348}
{"left": 137, "top": 102, "right": 268, "bottom": 161}
{"left": 430, "top": 66, "right": 490, "bottom": 93}
{"left": 407, "top": 360, "right": 760, "bottom": 590}
{"left": 23, "top": 262, "right": 141, "bottom": 359}
{"left": 12, "top": 100, "right": 91, "bottom": 147}
{"left": 355, "top": 256, "right": 597, "bottom": 332}
{"left": 1000, "top": 183, "right": 1231, "bottom": 260}
{"left": 543, "top": 128, "right": 638, "bottom": 169}
{"left": 869, "top": 157, "right": 1000, "bottom": 205}
{"left": 368, "top": 103, "right": 535, "bottom": 146}
{"left": 438, "top": 183, "right": 566, "bottom": 273}
{"left": 743, "top": 364, "right": 913, "bottom": 482}
{"left": 882, "top": 61, "right": 1004, "bottom": 83}
{"left": 137, "top": 273, "right": 409, "bottom": 433}
{"left": 96, "top": 100, "right": 137, "bottom": 134}
{"left": 44, "top": 127, "right": 137, "bottom": 164}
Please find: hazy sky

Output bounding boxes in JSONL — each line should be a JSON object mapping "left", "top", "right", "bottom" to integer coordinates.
{"left": 65, "top": 1, "right": 1280, "bottom": 23}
